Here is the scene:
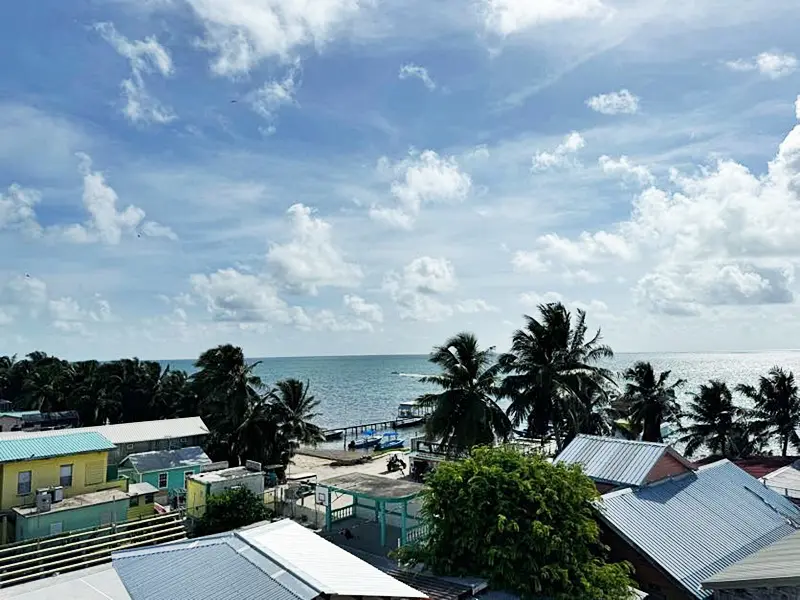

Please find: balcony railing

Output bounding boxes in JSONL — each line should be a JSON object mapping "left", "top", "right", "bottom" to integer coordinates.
{"left": 410, "top": 438, "right": 469, "bottom": 460}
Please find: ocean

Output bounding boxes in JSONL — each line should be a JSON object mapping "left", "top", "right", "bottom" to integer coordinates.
{"left": 163, "top": 350, "right": 800, "bottom": 433}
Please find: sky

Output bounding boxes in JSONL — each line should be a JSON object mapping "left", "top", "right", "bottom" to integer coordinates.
{"left": 2, "top": 0, "right": 800, "bottom": 360}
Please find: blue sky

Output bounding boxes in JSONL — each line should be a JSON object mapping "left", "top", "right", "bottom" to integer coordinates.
{"left": 3, "top": 0, "right": 800, "bottom": 360}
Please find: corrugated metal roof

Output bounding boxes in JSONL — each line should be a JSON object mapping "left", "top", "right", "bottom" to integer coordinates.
{"left": 0, "top": 416, "right": 209, "bottom": 445}
{"left": 119, "top": 446, "right": 212, "bottom": 473}
{"left": 114, "top": 537, "right": 310, "bottom": 600}
{"left": 0, "top": 411, "right": 40, "bottom": 418}
{"left": 238, "top": 519, "right": 428, "bottom": 598}
{"left": 554, "top": 434, "right": 692, "bottom": 487}
{"left": 703, "top": 529, "right": 800, "bottom": 590}
{"left": 597, "top": 460, "right": 800, "bottom": 599}
{"left": 0, "top": 431, "right": 115, "bottom": 463}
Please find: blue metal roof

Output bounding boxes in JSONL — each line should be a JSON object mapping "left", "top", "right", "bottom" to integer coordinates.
{"left": 0, "top": 431, "right": 115, "bottom": 463}
{"left": 597, "top": 460, "right": 800, "bottom": 599}
{"left": 113, "top": 535, "right": 318, "bottom": 600}
{"left": 555, "top": 434, "right": 693, "bottom": 487}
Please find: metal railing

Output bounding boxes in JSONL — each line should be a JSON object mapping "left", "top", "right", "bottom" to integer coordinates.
{"left": 406, "top": 524, "right": 428, "bottom": 543}
{"left": 331, "top": 505, "right": 354, "bottom": 522}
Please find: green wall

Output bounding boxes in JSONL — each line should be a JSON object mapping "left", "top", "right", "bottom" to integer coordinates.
{"left": 16, "top": 498, "right": 129, "bottom": 540}
{"left": 120, "top": 465, "right": 203, "bottom": 494}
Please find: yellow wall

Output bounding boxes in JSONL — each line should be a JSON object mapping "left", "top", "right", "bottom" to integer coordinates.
{"left": 0, "top": 451, "right": 127, "bottom": 510}
{"left": 186, "top": 478, "right": 207, "bottom": 518}
{"left": 127, "top": 495, "right": 156, "bottom": 520}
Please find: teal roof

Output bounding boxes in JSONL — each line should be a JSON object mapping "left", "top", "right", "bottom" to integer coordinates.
{"left": 0, "top": 431, "right": 115, "bottom": 463}
{"left": 0, "top": 411, "right": 40, "bottom": 418}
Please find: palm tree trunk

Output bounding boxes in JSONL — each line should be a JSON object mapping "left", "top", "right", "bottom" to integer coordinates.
{"left": 783, "top": 435, "right": 789, "bottom": 457}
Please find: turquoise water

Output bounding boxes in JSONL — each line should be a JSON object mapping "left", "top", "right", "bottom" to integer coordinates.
{"left": 163, "top": 350, "right": 800, "bottom": 430}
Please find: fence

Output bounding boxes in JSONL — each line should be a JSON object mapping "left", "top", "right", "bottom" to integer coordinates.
{"left": 0, "top": 510, "right": 187, "bottom": 589}
{"left": 331, "top": 505, "right": 354, "bottom": 522}
{"left": 406, "top": 523, "right": 428, "bottom": 544}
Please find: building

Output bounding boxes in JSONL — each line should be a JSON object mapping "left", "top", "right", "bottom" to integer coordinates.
{"left": 118, "top": 446, "right": 212, "bottom": 501}
{"left": 13, "top": 482, "right": 158, "bottom": 540}
{"left": 596, "top": 459, "right": 800, "bottom": 600}
{"left": 554, "top": 434, "right": 696, "bottom": 493}
{"left": 4, "top": 518, "right": 429, "bottom": 600}
{"left": 0, "top": 410, "right": 80, "bottom": 432}
{"left": 0, "top": 431, "right": 130, "bottom": 542}
{"left": 0, "top": 416, "right": 210, "bottom": 465}
{"left": 757, "top": 460, "right": 800, "bottom": 505}
{"left": 186, "top": 463, "right": 265, "bottom": 517}
{"left": 703, "top": 529, "right": 800, "bottom": 599}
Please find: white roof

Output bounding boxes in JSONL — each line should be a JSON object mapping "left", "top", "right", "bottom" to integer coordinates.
{"left": 761, "top": 461, "right": 800, "bottom": 499}
{"left": 0, "top": 417, "right": 209, "bottom": 445}
{"left": 238, "top": 519, "right": 427, "bottom": 598}
{"left": 4, "top": 563, "right": 130, "bottom": 599}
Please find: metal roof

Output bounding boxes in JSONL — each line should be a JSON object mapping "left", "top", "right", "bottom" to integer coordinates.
{"left": 0, "top": 411, "right": 40, "bottom": 418}
{"left": 318, "top": 472, "right": 424, "bottom": 501}
{"left": 238, "top": 519, "right": 428, "bottom": 598}
{"left": 119, "top": 446, "right": 212, "bottom": 473}
{"left": 0, "top": 416, "right": 210, "bottom": 445}
{"left": 554, "top": 434, "right": 694, "bottom": 488}
{"left": 0, "top": 431, "right": 115, "bottom": 463}
{"left": 703, "top": 529, "right": 800, "bottom": 590}
{"left": 114, "top": 536, "right": 314, "bottom": 600}
{"left": 3, "top": 563, "right": 131, "bottom": 599}
{"left": 761, "top": 461, "right": 800, "bottom": 500}
{"left": 597, "top": 460, "right": 800, "bottom": 599}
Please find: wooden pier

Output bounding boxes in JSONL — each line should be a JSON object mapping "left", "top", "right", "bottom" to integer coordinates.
{"left": 322, "top": 417, "right": 425, "bottom": 449}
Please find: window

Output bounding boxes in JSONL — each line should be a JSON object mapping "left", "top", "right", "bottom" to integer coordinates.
{"left": 180, "top": 437, "right": 187, "bottom": 444}
{"left": 17, "top": 471, "right": 32, "bottom": 495}
{"left": 144, "top": 493, "right": 154, "bottom": 504}
{"left": 184, "top": 471, "right": 194, "bottom": 487}
{"left": 126, "top": 443, "right": 134, "bottom": 450}
{"left": 49, "top": 522, "right": 63, "bottom": 536}
{"left": 60, "top": 464, "right": 73, "bottom": 487}
{"left": 129, "top": 496, "right": 140, "bottom": 507}
{"left": 158, "top": 472, "right": 168, "bottom": 488}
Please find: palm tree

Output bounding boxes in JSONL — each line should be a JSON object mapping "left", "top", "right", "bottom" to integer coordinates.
{"left": 736, "top": 367, "right": 800, "bottom": 457}
{"left": 619, "top": 361, "right": 684, "bottom": 443}
{"left": 272, "top": 379, "right": 324, "bottom": 451}
{"left": 191, "top": 345, "right": 266, "bottom": 466}
{"left": 498, "top": 303, "right": 614, "bottom": 450}
{"left": 566, "top": 380, "right": 619, "bottom": 442}
{"left": 416, "top": 332, "right": 511, "bottom": 451}
{"left": 678, "top": 380, "right": 742, "bottom": 457}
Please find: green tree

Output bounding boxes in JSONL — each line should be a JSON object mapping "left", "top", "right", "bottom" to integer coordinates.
{"left": 192, "top": 487, "right": 273, "bottom": 537}
{"left": 736, "top": 367, "right": 800, "bottom": 456}
{"left": 415, "top": 333, "right": 511, "bottom": 451}
{"left": 499, "top": 303, "right": 614, "bottom": 450}
{"left": 619, "top": 361, "right": 684, "bottom": 443}
{"left": 678, "top": 380, "right": 743, "bottom": 457}
{"left": 396, "top": 446, "right": 634, "bottom": 600}
{"left": 273, "top": 379, "right": 325, "bottom": 455}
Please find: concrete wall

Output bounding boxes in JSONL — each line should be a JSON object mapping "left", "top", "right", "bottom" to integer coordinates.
{"left": 15, "top": 498, "right": 130, "bottom": 540}
{"left": 0, "top": 451, "right": 128, "bottom": 510}
{"left": 714, "top": 588, "right": 800, "bottom": 600}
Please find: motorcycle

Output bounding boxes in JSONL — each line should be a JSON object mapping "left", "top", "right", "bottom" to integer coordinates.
{"left": 386, "top": 454, "right": 407, "bottom": 473}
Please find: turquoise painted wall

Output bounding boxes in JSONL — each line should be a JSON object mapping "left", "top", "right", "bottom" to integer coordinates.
{"left": 120, "top": 465, "right": 203, "bottom": 494}
{"left": 16, "top": 498, "right": 129, "bottom": 540}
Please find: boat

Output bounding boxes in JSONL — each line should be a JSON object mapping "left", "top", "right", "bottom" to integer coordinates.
{"left": 375, "top": 431, "right": 405, "bottom": 451}
{"left": 350, "top": 429, "right": 382, "bottom": 449}
{"left": 324, "top": 429, "right": 344, "bottom": 441}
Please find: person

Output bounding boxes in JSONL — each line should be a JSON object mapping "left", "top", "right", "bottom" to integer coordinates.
{"left": 348, "top": 440, "right": 356, "bottom": 451}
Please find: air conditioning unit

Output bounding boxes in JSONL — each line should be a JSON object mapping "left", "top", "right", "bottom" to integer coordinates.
{"left": 51, "top": 486, "right": 64, "bottom": 503}
{"left": 35, "top": 489, "right": 51, "bottom": 513}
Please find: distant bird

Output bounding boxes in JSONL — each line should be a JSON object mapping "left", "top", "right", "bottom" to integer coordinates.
{"left": 230, "top": 100, "right": 238, "bottom": 103}
{"left": 25, "top": 273, "right": 31, "bottom": 278}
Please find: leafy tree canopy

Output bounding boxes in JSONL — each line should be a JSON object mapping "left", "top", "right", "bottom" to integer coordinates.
{"left": 192, "top": 487, "right": 273, "bottom": 537}
{"left": 396, "top": 446, "right": 635, "bottom": 600}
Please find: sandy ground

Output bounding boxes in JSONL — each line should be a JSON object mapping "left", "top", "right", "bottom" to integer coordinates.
{"left": 288, "top": 450, "right": 410, "bottom": 482}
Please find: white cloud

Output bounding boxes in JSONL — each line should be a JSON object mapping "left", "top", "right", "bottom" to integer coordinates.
{"left": 796, "top": 95, "right": 800, "bottom": 120}
{"left": 482, "top": 0, "right": 608, "bottom": 36}
{"left": 0, "top": 184, "right": 42, "bottom": 237}
{"left": 186, "top": 0, "right": 366, "bottom": 77}
{"left": 586, "top": 89, "right": 640, "bottom": 115}
{"left": 532, "top": 132, "right": 585, "bottom": 171}
{"left": 48, "top": 296, "right": 113, "bottom": 334}
{"left": 343, "top": 294, "right": 383, "bottom": 323}
{"left": 369, "top": 150, "right": 472, "bottom": 229}
{"left": 398, "top": 64, "right": 436, "bottom": 90}
{"left": 725, "top": 52, "right": 798, "bottom": 79}
{"left": 402, "top": 256, "right": 457, "bottom": 294}
{"left": 95, "top": 22, "right": 176, "bottom": 125}
{"left": 4, "top": 275, "right": 48, "bottom": 318}
{"left": 520, "top": 292, "right": 617, "bottom": 321}
{"left": 267, "top": 203, "right": 363, "bottom": 294}
{"left": 519, "top": 291, "right": 563, "bottom": 306}
{"left": 525, "top": 101, "right": 800, "bottom": 315}
{"left": 455, "top": 298, "right": 497, "bottom": 313}
{"left": 511, "top": 250, "right": 548, "bottom": 273}
{"left": 247, "top": 64, "right": 301, "bottom": 133}
{"left": 599, "top": 155, "right": 655, "bottom": 186}
{"left": 63, "top": 153, "right": 176, "bottom": 245}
